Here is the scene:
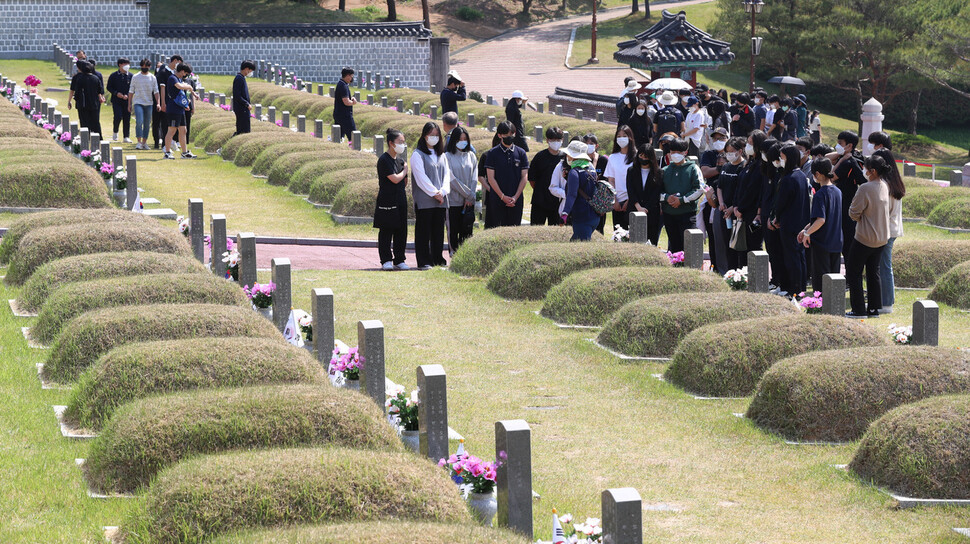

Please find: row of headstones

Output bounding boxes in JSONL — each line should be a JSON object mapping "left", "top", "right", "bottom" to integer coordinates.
{"left": 52, "top": 43, "right": 75, "bottom": 77}
{"left": 626, "top": 215, "right": 941, "bottom": 345}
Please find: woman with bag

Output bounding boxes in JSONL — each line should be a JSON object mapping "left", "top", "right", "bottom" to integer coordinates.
{"left": 444, "top": 126, "right": 478, "bottom": 253}
{"left": 719, "top": 137, "right": 747, "bottom": 270}
{"left": 626, "top": 143, "right": 663, "bottom": 245}
{"left": 374, "top": 128, "right": 410, "bottom": 271}
{"left": 732, "top": 130, "right": 768, "bottom": 265}
{"left": 561, "top": 141, "right": 602, "bottom": 241}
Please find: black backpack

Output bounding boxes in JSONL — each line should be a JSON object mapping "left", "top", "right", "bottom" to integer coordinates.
{"left": 655, "top": 108, "right": 680, "bottom": 136}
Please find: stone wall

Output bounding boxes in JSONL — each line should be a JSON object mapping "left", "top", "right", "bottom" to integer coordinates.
{"left": 0, "top": 0, "right": 433, "bottom": 88}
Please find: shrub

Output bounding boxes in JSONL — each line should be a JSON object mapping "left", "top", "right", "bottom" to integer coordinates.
{"left": 5, "top": 223, "right": 192, "bottom": 285}
{"left": 211, "top": 522, "right": 530, "bottom": 544}
{"left": 0, "top": 209, "right": 156, "bottom": 265}
{"left": 266, "top": 151, "right": 335, "bottom": 186}
{"left": 665, "top": 314, "right": 886, "bottom": 397}
{"left": 542, "top": 266, "right": 728, "bottom": 326}
{"left": 849, "top": 394, "right": 970, "bottom": 499}
{"left": 18, "top": 252, "right": 206, "bottom": 312}
{"left": 120, "top": 447, "right": 471, "bottom": 543}
{"left": 597, "top": 292, "right": 799, "bottom": 357}
{"left": 449, "top": 226, "right": 581, "bottom": 277}
{"left": 222, "top": 132, "right": 306, "bottom": 164}
{"left": 902, "top": 186, "right": 970, "bottom": 218}
{"left": 251, "top": 142, "right": 330, "bottom": 175}
{"left": 331, "top": 178, "right": 415, "bottom": 220}
{"left": 84, "top": 384, "right": 403, "bottom": 493}
{"left": 892, "top": 239, "right": 970, "bottom": 288}
{"left": 66, "top": 337, "right": 326, "bottom": 430}
{"left": 0, "top": 161, "right": 112, "bottom": 209}
{"left": 457, "top": 5, "right": 484, "bottom": 20}
{"left": 488, "top": 243, "right": 669, "bottom": 300}
{"left": 289, "top": 159, "right": 373, "bottom": 195}
{"left": 43, "top": 303, "right": 281, "bottom": 383}
{"left": 33, "top": 273, "right": 249, "bottom": 343}
{"left": 927, "top": 197, "right": 970, "bottom": 229}
{"left": 929, "top": 259, "right": 970, "bottom": 309}
{"left": 308, "top": 167, "right": 376, "bottom": 204}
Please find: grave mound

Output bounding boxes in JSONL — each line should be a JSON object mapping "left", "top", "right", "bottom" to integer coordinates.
{"left": 929, "top": 260, "right": 970, "bottom": 309}
{"left": 210, "top": 521, "right": 530, "bottom": 544}
{"left": 308, "top": 167, "right": 376, "bottom": 205}
{"left": 266, "top": 151, "right": 337, "bottom": 186}
{"left": 449, "top": 226, "right": 582, "bottom": 277}
{"left": 902, "top": 185, "right": 970, "bottom": 218}
{"left": 0, "top": 159, "right": 111, "bottom": 209}
{"left": 290, "top": 160, "right": 373, "bottom": 195}
{"left": 927, "top": 197, "right": 970, "bottom": 229}
{"left": 331, "top": 178, "right": 415, "bottom": 220}
{"left": 222, "top": 132, "right": 309, "bottom": 164}
{"left": 251, "top": 142, "right": 332, "bottom": 175}
{"left": 892, "top": 239, "right": 970, "bottom": 288}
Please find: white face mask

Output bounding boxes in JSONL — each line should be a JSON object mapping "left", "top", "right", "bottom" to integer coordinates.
{"left": 863, "top": 167, "right": 871, "bottom": 179}
{"left": 548, "top": 140, "right": 562, "bottom": 152}
{"left": 636, "top": 108, "right": 646, "bottom": 116}
{"left": 835, "top": 144, "right": 845, "bottom": 155}
{"left": 670, "top": 153, "right": 686, "bottom": 164}
{"left": 616, "top": 137, "right": 630, "bottom": 148}
{"left": 456, "top": 140, "right": 468, "bottom": 150}
{"left": 800, "top": 150, "right": 809, "bottom": 159}
{"left": 755, "top": 97, "right": 763, "bottom": 105}
{"left": 725, "top": 152, "right": 740, "bottom": 163}
{"left": 711, "top": 140, "right": 726, "bottom": 151}
{"left": 623, "top": 97, "right": 630, "bottom": 105}
{"left": 761, "top": 152, "right": 769, "bottom": 162}
{"left": 779, "top": 159, "right": 787, "bottom": 168}
{"left": 772, "top": 160, "right": 782, "bottom": 168}
{"left": 682, "top": 97, "right": 690, "bottom": 104}
{"left": 587, "top": 144, "right": 596, "bottom": 154}
{"left": 393, "top": 143, "right": 406, "bottom": 155}
{"left": 121, "top": 64, "right": 129, "bottom": 72}
{"left": 426, "top": 135, "right": 440, "bottom": 147}
{"left": 745, "top": 143, "right": 755, "bottom": 157}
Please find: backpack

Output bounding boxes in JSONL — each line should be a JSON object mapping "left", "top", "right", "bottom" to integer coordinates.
{"left": 655, "top": 108, "right": 680, "bottom": 136}
{"left": 577, "top": 168, "right": 616, "bottom": 215}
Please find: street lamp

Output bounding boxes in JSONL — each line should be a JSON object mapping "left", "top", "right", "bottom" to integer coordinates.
{"left": 743, "top": 0, "right": 764, "bottom": 93}
{"left": 589, "top": 0, "right": 600, "bottom": 64}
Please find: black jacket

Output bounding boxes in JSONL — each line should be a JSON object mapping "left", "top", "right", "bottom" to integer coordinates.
{"left": 106, "top": 71, "right": 131, "bottom": 104}
{"left": 625, "top": 164, "right": 662, "bottom": 214}
{"left": 735, "top": 160, "right": 765, "bottom": 222}
{"left": 504, "top": 100, "right": 529, "bottom": 152}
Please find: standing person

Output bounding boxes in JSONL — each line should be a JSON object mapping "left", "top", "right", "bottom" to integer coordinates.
{"left": 232, "top": 60, "right": 255, "bottom": 135}
{"left": 661, "top": 138, "right": 703, "bottom": 252}
{"left": 153, "top": 55, "right": 180, "bottom": 149}
{"left": 795, "top": 94, "right": 809, "bottom": 139}
{"left": 809, "top": 111, "right": 822, "bottom": 145}
{"left": 798, "top": 158, "right": 842, "bottom": 293}
{"left": 439, "top": 72, "right": 466, "bottom": 115}
{"left": 779, "top": 99, "right": 798, "bottom": 142}
{"left": 795, "top": 138, "right": 814, "bottom": 178}
{"left": 583, "top": 133, "right": 610, "bottom": 234}
{"left": 504, "top": 91, "right": 529, "bottom": 151}
{"left": 411, "top": 122, "right": 451, "bottom": 269}
{"left": 561, "top": 141, "right": 601, "bottom": 241}
{"left": 628, "top": 100, "right": 653, "bottom": 148}
{"left": 67, "top": 61, "right": 104, "bottom": 136}
{"left": 830, "top": 130, "right": 866, "bottom": 265}
{"left": 733, "top": 130, "right": 769, "bottom": 262}
{"left": 700, "top": 128, "right": 730, "bottom": 273}
{"left": 617, "top": 82, "right": 639, "bottom": 128}
{"left": 615, "top": 77, "right": 639, "bottom": 120}
{"left": 528, "top": 127, "right": 565, "bottom": 226}
{"left": 183, "top": 71, "right": 198, "bottom": 142}
{"left": 868, "top": 130, "right": 892, "bottom": 155}
{"left": 106, "top": 58, "right": 132, "bottom": 142}
{"left": 718, "top": 137, "right": 747, "bottom": 270}
{"left": 162, "top": 63, "right": 199, "bottom": 160}
{"left": 445, "top": 126, "right": 478, "bottom": 252}
{"left": 374, "top": 128, "right": 410, "bottom": 271}
{"left": 753, "top": 90, "right": 769, "bottom": 132}
{"left": 845, "top": 155, "right": 892, "bottom": 318}
{"left": 626, "top": 143, "right": 664, "bottom": 245}
{"left": 683, "top": 97, "right": 708, "bottom": 157}
{"left": 762, "top": 141, "right": 786, "bottom": 294}
{"left": 874, "top": 147, "right": 905, "bottom": 313}
{"left": 333, "top": 68, "right": 358, "bottom": 143}
{"left": 128, "top": 59, "right": 159, "bottom": 151}
{"left": 652, "top": 91, "right": 684, "bottom": 146}
{"left": 73, "top": 50, "right": 86, "bottom": 75}
{"left": 604, "top": 125, "right": 636, "bottom": 231}
{"left": 729, "top": 92, "right": 755, "bottom": 137}
{"left": 441, "top": 112, "right": 474, "bottom": 153}
{"left": 771, "top": 145, "right": 811, "bottom": 297}
{"left": 484, "top": 121, "right": 530, "bottom": 228}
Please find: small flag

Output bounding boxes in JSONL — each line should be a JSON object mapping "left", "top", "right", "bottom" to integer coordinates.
{"left": 283, "top": 309, "right": 303, "bottom": 347}
{"left": 130, "top": 193, "right": 142, "bottom": 213}
{"left": 456, "top": 439, "right": 465, "bottom": 457}
{"left": 552, "top": 509, "right": 567, "bottom": 544}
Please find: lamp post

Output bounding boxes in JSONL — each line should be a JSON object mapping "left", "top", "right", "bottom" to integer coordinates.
{"left": 589, "top": 0, "right": 599, "bottom": 64}
{"left": 743, "top": 0, "right": 764, "bottom": 93}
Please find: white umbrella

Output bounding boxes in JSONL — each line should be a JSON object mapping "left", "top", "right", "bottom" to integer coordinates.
{"left": 645, "top": 78, "right": 693, "bottom": 91}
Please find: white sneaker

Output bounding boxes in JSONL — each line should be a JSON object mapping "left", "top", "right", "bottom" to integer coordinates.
{"left": 394, "top": 262, "right": 410, "bottom": 271}
{"left": 776, "top": 290, "right": 789, "bottom": 297}
{"left": 381, "top": 261, "right": 394, "bottom": 271}
{"left": 163, "top": 151, "right": 175, "bottom": 160}
{"left": 124, "top": 137, "right": 132, "bottom": 143}
{"left": 112, "top": 133, "right": 118, "bottom": 141}
{"left": 879, "top": 305, "right": 893, "bottom": 314}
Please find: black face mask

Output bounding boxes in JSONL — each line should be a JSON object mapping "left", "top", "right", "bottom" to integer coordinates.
{"left": 141, "top": 67, "right": 149, "bottom": 73}
{"left": 501, "top": 135, "right": 514, "bottom": 146}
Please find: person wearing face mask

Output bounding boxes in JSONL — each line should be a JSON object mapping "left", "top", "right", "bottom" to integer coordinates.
{"left": 798, "top": 158, "right": 842, "bottom": 294}
{"left": 845, "top": 155, "right": 892, "bottom": 318}
{"left": 439, "top": 72, "right": 466, "bottom": 115}
{"left": 604, "top": 126, "right": 637, "bottom": 230}
{"left": 732, "top": 130, "right": 768, "bottom": 264}
{"left": 700, "top": 128, "right": 729, "bottom": 273}
{"left": 582, "top": 133, "right": 610, "bottom": 234}
{"left": 867, "top": 131, "right": 892, "bottom": 157}
{"left": 127, "top": 58, "right": 159, "bottom": 151}
{"left": 683, "top": 97, "right": 708, "bottom": 157}
{"left": 232, "top": 60, "right": 255, "bottom": 136}
{"left": 753, "top": 90, "right": 769, "bottom": 132}
{"left": 794, "top": 94, "right": 809, "bottom": 139}
{"left": 411, "top": 122, "right": 451, "bottom": 269}
{"left": 872, "top": 148, "right": 905, "bottom": 314}
{"left": 617, "top": 80, "right": 641, "bottom": 128}
{"left": 626, "top": 143, "right": 664, "bottom": 245}
{"left": 561, "top": 141, "right": 602, "bottom": 241}
{"left": 445, "top": 126, "right": 478, "bottom": 252}
{"left": 652, "top": 91, "right": 684, "bottom": 147}
{"left": 528, "top": 127, "right": 565, "bottom": 226}
{"left": 676, "top": 89, "right": 693, "bottom": 118}
{"left": 628, "top": 100, "right": 653, "bottom": 148}
{"left": 795, "top": 138, "right": 814, "bottom": 180}
{"left": 729, "top": 93, "right": 755, "bottom": 138}
{"left": 484, "top": 121, "right": 530, "bottom": 228}
{"left": 547, "top": 135, "right": 583, "bottom": 224}
{"left": 718, "top": 137, "right": 747, "bottom": 270}
{"left": 106, "top": 58, "right": 132, "bottom": 143}
{"left": 153, "top": 54, "right": 182, "bottom": 149}
{"left": 761, "top": 141, "right": 788, "bottom": 294}
{"left": 764, "top": 95, "right": 783, "bottom": 140}
{"left": 828, "top": 130, "right": 867, "bottom": 264}
{"left": 778, "top": 98, "right": 798, "bottom": 142}
{"left": 661, "top": 138, "right": 703, "bottom": 253}
{"left": 770, "top": 145, "right": 811, "bottom": 296}
{"left": 504, "top": 90, "right": 529, "bottom": 152}
{"left": 374, "top": 128, "right": 410, "bottom": 271}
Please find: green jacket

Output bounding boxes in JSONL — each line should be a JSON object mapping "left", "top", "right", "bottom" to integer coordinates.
{"left": 661, "top": 160, "right": 701, "bottom": 216}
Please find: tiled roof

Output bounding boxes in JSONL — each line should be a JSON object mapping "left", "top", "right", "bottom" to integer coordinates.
{"left": 614, "top": 10, "right": 734, "bottom": 69}
{"left": 149, "top": 22, "right": 432, "bottom": 39}
{"left": 549, "top": 87, "right": 620, "bottom": 104}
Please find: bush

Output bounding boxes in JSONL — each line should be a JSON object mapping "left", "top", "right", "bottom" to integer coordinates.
{"left": 449, "top": 226, "right": 581, "bottom": 277}
{"left": 902, "top": 186, "right": 970, "bottom": 218}
{"left": 488, "top": 243, "right": 669, "bottom": 300}
{"left": 84, "top": 384, "right": 402, "bottom": 493}
{"left": 892, "top": 239, "right": 970, "bottom": 288}
{"left": 43, "top": 303, "right": 281, "bottom": 383}
{"left": 251, "top": 142, "right": 330, "bottom": 175}
{"left": 597, "top": 292, "right": 799, "bottom": 357}
{"left": 33, "top": 273, "right": 249, "bottom": 343}
{"left": 66, "top": 337, "right": 326, "bottom": 430}
{"left": 0, "top": 209, "right": 156, "bottom": 265}
{"left": 748, "top": 346, "right": 970, "bottom": 442}
{"left": 929, "top": 259, "right": 970, "bottom": 309}
{"left": 18, "top": 252, "right": 206, "bottom": 312}
{"left": 665, "top": 314, "right": 886, "bottom": 397}
{"left": 927, "top": 197, "right": 970, "bottom": 229}
{"left": 542, "top": 266, "right": 728, "bottom": 326}
{"left": 120, "top": 447, "right": 471, "bottom": 543}
{"left": 308, "top": 167, "right": 376, "bottom": 204}
{"left": 849, "top": 394, "right": 970, "bottom": 499}
{"left": 4, "top": 223, "right": 192, "bottom": 285}
{"left": 223, "top": 132, "right": 307, "bottom": 165}
{"left": 266, "top": 151, "right": 336, "bottom": 186}
{"left": 0, "top": 160, "right": 112, "bottom": 209}
{"left": 331, "top": 178, "right": 415, "bottom": 220}
{"left": 289, "top": 160, "right": 373, "bottom": 195}
{"left": 211, "top": 522, "right": 530, "bottom": 544}
{"left": 456, "top": 5, "right": 484, "bottom": 20}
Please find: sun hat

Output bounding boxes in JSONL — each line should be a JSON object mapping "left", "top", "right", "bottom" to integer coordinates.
{"left": 563, "top": 140, "right": 591, "bottom": 161}
{"left": 712, "top": 127, "right": 729, "bottom": 138}
{"left": 795, "top": 93, "right": 807, "bottom": 106}
{"left": 624, "top": 80, "right": 642, "bottom": 93}
{"left": 658, "top": 91, "right": 678, "bottom": 106}
{"left": 511, "top": 90, "right": 527, "bottom": 100}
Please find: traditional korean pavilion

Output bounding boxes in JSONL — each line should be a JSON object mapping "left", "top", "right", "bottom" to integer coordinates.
{"left": 614, "top": 10, "right": 735, "bottom": 88}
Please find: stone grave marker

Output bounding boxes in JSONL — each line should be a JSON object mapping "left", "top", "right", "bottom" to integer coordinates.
{"left": 268, "top": 106, "right": 276, "bottom": 124}
{"left": 79, "top": 128, "right": 89, "bottom": 152}
{"left": 112, "top": 147, "right": 123, "bottom": 168}
{"left": 317, "top": 84, "right": 324, "bottom": 96}
{"left": 534, "top": 126, "right": 543, "bottom": 143}
{"left": 537, "top": 102, "right": 544, "bottom": 113}
{"left": 90, "top": 133, "right": 100, "bottom": 155}
{"left": 100, "top": 142, "right": 111, "bottom": 165}
{"left": 315, "top": 119, "right": 324, "bottom": 138}
{"left": 255, "top": 104, "right": 262, "bottom": 118}
{"left": 912, "top": 300, "right": 939, "bottom": 346}
{"left": 374, "top": 134, "right": 384, "bottom": 156}
{"left": 951, "top": 170, "right": 964, "bottom": 187}
{"left": 503, "top": 97, "right": 509, "bottom": 107}
{"left": 329, "top": 86, "right": 335, "bottom": 98}
{"left": 358, "top": 320, "right": 386, "bottom": 411}
{"left": 629, "top": 212, "right": 648, "bottom": 244}
{"left": 367, "top": 94, "right": 374, "bottom": 105}
{"left": 747, "top": 251, "right": 770, "bottom": 293}
{"left": 297, "top": 115, "right": 306, "bottom": 133}
{"left": 467, "top": 113, "right": 476, "bottom": 127}
{"left": 396, "top": 98, "right": 404, "bottom": 112}
{"left": 395, "top": 78, "right": 402, "bottom": 89}
{"left": 575, "top": 108, "right": 584, "bottom": 120}
{"left": 210, "top": 214, "right": 227, "bottom": 278}
{"left": 488, "top": 116, "right": 496, "bottom": 132}
{"left": 596, "top": 111, "right": 604, "bottom": 123}
{"left": 496, "top": 420, "right": 532, "bottom": 537}
{"left": 417, "top": 364, "right": 448, "bottom": 461}
{"left": 381, "top": 96, "right": 388, "bottom": 108}
{"left": 903, "top": 162, "right": 916, "bottom": 177}
{"left": 125, "top": 156, "right": 138, "bottom": 209}
{"left": 237, "top": 232, "right": 257, "bottom": 291}
{"left": 556, "top": 104, "right": 563, "bottom": 116}
{"left": 331, "top": 125, "right": 341, "bottom": 142}
{"left": 684, "top": 229, "right": 704, "bottom": 269}
{"left": 821, "top": 274, "right": 846, "bottom": 315}
{"left": 189, "top": 199, "right": 205, "bottom": 262}
{"left": 602, "top": 488, "right": 643, "bottom": 544}
{"left": 412, "top": 101, "right": 421, "bottom": 115}
{"left": 271, "top": 258, "right": 291, "bottom": 333}
{"left": 430, "top": 104, "right": 438, "bottom": 120}
{"left": 311, "top": 288, "right": 335, "bottom": 363}
{"left": 282, "top": 111, "right": 290, "bottom": 128}
{"left": 352, "top": 131, "right": 362, "bottom": 151}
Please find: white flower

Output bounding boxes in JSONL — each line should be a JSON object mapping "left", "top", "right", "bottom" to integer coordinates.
{"left": 585, "top": 518, "right": 600, "bottom": 527}
{"left": 334, "top": 339, "right": 349, "bottom": 355}
{"left": 592, "top": 526, "right": 603, "bottom": 536}
{"left": 386, "top": 384, "right": 405, "bottom": 398}
{"left": 410, "top": 389, "right": 420, "bottom": 404}
{"left": 573, "top": 524, "right": 587, "bottom": 535}
{"left": 558, "top": 513, "right": 573, "bottom": 524}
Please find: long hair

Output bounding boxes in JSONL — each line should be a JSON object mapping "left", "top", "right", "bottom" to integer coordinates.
{"left": 779, "top": 145, "right": 801, "bottom": 176}
{"left": 634, "top": 143, "right": 661, "bottom": 186}
{"left": 873, "top": 148, "right": 906, "bottom": 200}
{"left": 417, "top": 122, "right": 444, "bottom": 155}
{"left": 445, "top": 126, "right": 470, "bottom": 154}
{"left": 611, "top": 125, "right": 636, "bottom": 164}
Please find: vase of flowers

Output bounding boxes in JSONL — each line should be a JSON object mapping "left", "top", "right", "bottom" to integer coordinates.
{"left": 329, "top": 343, "right": 361, "bottom": 389}
{"left": 222, "top": 247, "right": 239, "bottom": 281}
{"left": 666, "top": 250, "right": 685, "bottom": 267}
{"left": 554, "top": 513, "right": 604, "bottom": 543}
{"left": 612, "top": 225, "right": 630, "bottom": 242}
{"left": 24, "top": 75, "right": 41, "bottom": 94}
{"left": 386, "top": 384, "right": 420, "bottom": 451}
{"left": 888, "top": 323, "right": 912, "bottom": 345}
{"left": 724, "top": 267, "right": 748, "bottom": 290}
{"left": 176, "top": 215, "right": 191, "bottom": 238}
{"left": 297, "top": 311, "right": 313, "bottom": 353}
{"left": 438, "top": 451, "right": 502, "bottom": 526}
{"left": 244, "top": 282, "right": 275, "bottom": 320}
{"left": 797, "top": 292, "right": 823, "bottom": 314}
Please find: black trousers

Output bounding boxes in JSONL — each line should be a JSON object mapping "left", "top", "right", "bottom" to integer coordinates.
{"left": 846, "top": 241, "right": 884, "bottom": 314}
{"left": 530, "top": 203, "right": 563, "bottom": 226}
{"left": 841, "top": 217, "right": 857, "bottom": 265}
{"left": 764, "top": 227, "right": 786, "bottom": 290}
{"left": 780, "top": 229, "right": 807, "bottom": 295}
{"left": 335, "top": 116, "right": 356, "bottom": 142}
{"left": 415, "top": 207, "right": 447, "bottom": 267}
{"left": 184, "top": 110, "right": 193, "bottom": 142}
{"left": 485, "top": 197, "right": 523, "bottom": 229}
{"left": 111, "top": 100, "right": 130, "bottom": 137}
{"left": 378, "top": 226, "right": 407, "bottom": 265}
{"left": 810, "top": 243, "right": 842, "bottom": 294}
{"left": 647, "top": 211, "right": 662, "bottom": 246}
{"left": 77, "top": 107, "right": 102, "bottom": 137}
{"left": 663, "top": 213, "right": 692, "bottom": 253}
{"left": 612, "top": 206, "right": 630, "bottom": 231}
{"left": 152, "top": 101, "right": 165, "bottom": 148}
{"left": 235, "top": 110, "right": 251, "bottom": 135}
{"left": 702, "top": 204, "right": 717, "bottom": 273}
{"left": 448, "top": 205, "right": 475, "bottom": 253}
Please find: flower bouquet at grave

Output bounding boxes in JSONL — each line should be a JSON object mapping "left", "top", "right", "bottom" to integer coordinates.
{"left": 611, "top": 225, "right": 630, "bottom": 242}
{"left": 385, "top": 384, "right": 419, "bottom": 431}
{"left": 796, "top": 291, "right": 823, "bottom": 314}
{"left": 437, "top": 450, "right": 502, "bottom": 494}
{"left": 296, "top": 310, "right": 312, "bottom": 343}
{"left": 244, "top": 282, "right": 275, "bottom": 309}
{"left": 724, "top": 267, "right": 748, "bottom": 290}
{"left": 0, "top": 87, "right": 8, "bottom": 97}
{"left": 666, "top": 250, "right": 685, "bottom": 267}
{"left": 24, "top": 75, "right": 42, "bottom": 91}
{"left": 555, "top": 513, "right": 603, "bottom": 544}
{"left": 42, "top": 123, "right": 55, "bottom": 133}
{"left": 329, "top": 342, "right": 361, "bottom": 383}
{"left": 99, "top": 162, "right": 115, "bottom": 182}
{"left": 888, "top": 323, "right": 913, "bottom": 345}
{"left": 79, "top": 149, "right": 99, "bottom": 164}
{"left": 59, "top": 131, "right": 71, "bottom": 144}
{"left": 176, "top": 216, "right": 190, "bottom": 237}
{"left": 32, "top": 113, "right": 43, "bottom": 124}
{"left": 221, "top": 247, "right": 240, "bottom": 281}
{"left": 113, "top": 167, "right": 127, "bottom": 190}
{"left": 71, "top": 136, "right": 82, "bottom": 155}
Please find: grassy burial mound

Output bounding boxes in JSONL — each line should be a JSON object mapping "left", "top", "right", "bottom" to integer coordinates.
{"left": 929, "top": 260, "right": 970, "bottom": 309}
{"left": 290, "top": 160, "right": 373, "bottom": 195}
{"left": 66, "top": 337, "right": 327, "bottom": 430}
{"left": 43, "top": 303, "right": 281, "bottom": 383}
{"left": 541, "top": 266, "right": 729, "bottom": 326}
{"left": 266, "top": 151, "right": 337, "bottom": 186}
{"left": 0, "top": 208, "right": 157, "bottom": 265}
{"left": 120, "top": 447, "right": 471, "bottom": 544}
{"left": 597, "top": 292, "right": 799, "bottom": 358}
{"left": 211, "top": 522, "right": 531, "bottom": 544}
{"left": 748, "top": 346, "right": 970, "bottom": 442}
{"left": 664, "top": 315, "right": 886, "bottom": 397}
{"left": 0, "top": 159, "right": 111, "bottom": 209}
{"left": 222, "top": 132, "right": 310, "bottom": 165}
{"left": 84, "top": 384, "right": 402, "bottom": 493}
{"left": 927, "top": 197, "right": 970, "bottom": 229}
{"left": 4, "top": 223, "right": 191, "bottom": 285}
{"left": 849, "top": 394, "right": 970, "bottom": 499}
{"left": 250, "top": 142, "right": 333, "bottom": 175}
{"left": 902, "top": 185, "right": 970, "bottom": 218}
{"left": 892, "top": 239, "right": 970, "bottom": 288}
{"left": 330, "top": 178, "right": 415, "bottom": 220}
{"left": 33, "top": 273, "right": 249, "bottom": 343}
{"left": 18, "top": 252, "right": 206, "bottom": 312}
{"left": 307, "top": 167, "right": 376, "bottom": 205}
{"left": 199, "top": 123, "right": 279, "bottom": 153}
{"left": 488, "top": 243, "right": 669, "bottom": 300}
{"left": 449, "top": 226, "right": 580, "bottom": 278}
